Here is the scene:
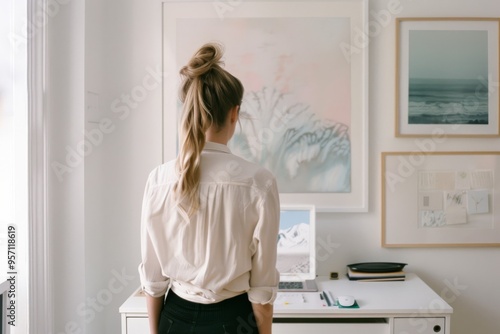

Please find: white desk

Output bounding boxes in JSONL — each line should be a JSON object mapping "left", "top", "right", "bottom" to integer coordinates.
{"left": 119, "top": 273, "right": 453, "bottom": 334}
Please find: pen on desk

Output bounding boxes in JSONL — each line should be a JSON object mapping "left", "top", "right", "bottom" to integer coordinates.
{"left": 322, "top": 291, "right": 332, "bottom": 306}
{"left": 319, "top": 293, "right": 324, "bottom": 300}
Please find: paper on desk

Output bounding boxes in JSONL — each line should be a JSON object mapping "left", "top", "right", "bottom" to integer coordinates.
{"left": 275, "top": 293, "right": 305, "bottom": 305}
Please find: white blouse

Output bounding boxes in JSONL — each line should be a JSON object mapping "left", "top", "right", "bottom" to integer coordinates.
{"left": 138, "top": 141, "right": 280, "bottom": 304}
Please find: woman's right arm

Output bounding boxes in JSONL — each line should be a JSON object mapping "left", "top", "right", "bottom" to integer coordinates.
{"left": 248, "top": 174, "right": 280, "bottom": 333}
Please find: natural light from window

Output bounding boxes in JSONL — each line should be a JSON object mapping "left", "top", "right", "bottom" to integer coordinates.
{"left": 1, "top": 0, "right": 28, "bottom": 333}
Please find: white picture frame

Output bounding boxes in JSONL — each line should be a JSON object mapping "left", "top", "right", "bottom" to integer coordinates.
{"left": 395, "top": 18, "right": 500, "bottom": 137}
{"left": 163, "top": 1, "right": 369, "bottom": 212}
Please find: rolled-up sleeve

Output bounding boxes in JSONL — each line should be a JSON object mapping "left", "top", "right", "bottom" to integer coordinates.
{"left": 138, "top": 172, "right": 169, "bottom": 297}
{"left": 248, "top": 177, "right": 280, "bottom": 304}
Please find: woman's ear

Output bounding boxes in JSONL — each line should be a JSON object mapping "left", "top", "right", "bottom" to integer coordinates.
{"left": 229, "top": 106, "right": 239, "bottom": 124}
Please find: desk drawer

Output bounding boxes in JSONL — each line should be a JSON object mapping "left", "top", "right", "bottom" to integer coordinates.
{"left": 394, "top": 317, "right": 445, "bottom": 334}
{"left": 273, "top": 318, "right": 389, "bottom": 334}
{"left": 126, "top": 317, "right": 148, "bottom": 334}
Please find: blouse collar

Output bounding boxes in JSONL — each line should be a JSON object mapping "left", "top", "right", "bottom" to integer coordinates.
{"left": 204, "top": 141, "right": 231, "bottom": 154}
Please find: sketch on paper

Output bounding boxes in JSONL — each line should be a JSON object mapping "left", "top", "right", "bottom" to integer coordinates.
{"left": 418, "top": 171, "right": 455, "bottom": 190}
{"left": 470, "top": 170, "right": 494, "bottom": 188}
{"left": 408, "top": 30, "right": 489, "bottom": 125}
{"left": 176, "top": 17, "right": 352, "bottom": 193}
{"left": 445, "top": 190, "right": 467, "bottom": 208}
{"left": 444, "top": 190, "right": 468, "bottom": 225}
{"left": 418, "top": 191, "right": 443, "bottom": 211}
{"left": 420, "top": 210, "right": 446, "bottom": 227}
{"left": 418, "top": 170, "right": 493, "bottom": 228}
{"left": 467, "top": 189, "right": 489, "bottom": 214}
{"left": 455, "top": 170, "right": 471, "bottom": 189}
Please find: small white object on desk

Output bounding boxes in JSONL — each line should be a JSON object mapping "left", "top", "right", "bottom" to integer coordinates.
{"left": 275, "top": 293, "right": 305, "bottom": 305}
{"left": 337, "top": 295, "right": 355, "bottom": 307}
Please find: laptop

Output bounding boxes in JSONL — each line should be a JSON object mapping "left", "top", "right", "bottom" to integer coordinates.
{"left": 277, "top": 205, "right": 318, "bottom": 292}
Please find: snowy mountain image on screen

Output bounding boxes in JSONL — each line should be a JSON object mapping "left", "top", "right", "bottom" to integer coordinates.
{"left": 277, "top": 223, "right": 309, "bottom": 250}
{"left": 277, "top": 223, "right": 310, "bottom": 274}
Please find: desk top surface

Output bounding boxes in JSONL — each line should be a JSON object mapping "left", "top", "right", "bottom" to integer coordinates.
{"left": 273, "top": 273, "right": 452, "bottom": 317}
{"left": 120, "top": 273, "right": 453, "bottom": 317}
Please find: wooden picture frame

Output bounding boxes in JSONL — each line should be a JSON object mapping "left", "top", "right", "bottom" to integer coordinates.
{"left": 163, "top": 1, "right": 369, "bottom": 212}
{"left": 395, "top": 18, "right": 500, "bottom": 137}
{"left": 382, "top": 151, "right": 500, "bottom": 247}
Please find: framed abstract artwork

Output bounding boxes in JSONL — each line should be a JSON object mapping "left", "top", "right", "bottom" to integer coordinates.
{"left": 382, "top": 151, "right": 500, "bottom": 247}
{"left": 163, "top": 0, "right": 369, "bottom": 212}
{"left": 395, "top": 18, "right": 500, "bottom": 137}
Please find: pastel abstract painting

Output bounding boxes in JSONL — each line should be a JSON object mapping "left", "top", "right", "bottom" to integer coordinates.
{"left": 176, "top": 17, "right": 352, "bottom": 193}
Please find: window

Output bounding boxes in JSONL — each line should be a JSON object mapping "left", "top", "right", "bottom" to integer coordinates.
{"left": 1, "top": 0, "right": 29, "bottom": 333}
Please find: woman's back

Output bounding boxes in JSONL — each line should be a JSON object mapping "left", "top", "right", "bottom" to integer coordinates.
{"left": 142, "top": 141, "right": 279, "bottom": 304}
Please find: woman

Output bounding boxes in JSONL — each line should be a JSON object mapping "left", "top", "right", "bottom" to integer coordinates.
{"left": 138, "top": 42, "right": 280, "bottom": 334}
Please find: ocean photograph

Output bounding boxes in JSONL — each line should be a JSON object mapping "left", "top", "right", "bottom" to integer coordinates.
{"left": 408, "top": 29, "right": 489, "bottom": 125}
{"left": 409, "top": 78, "right": 489, "bottom": 124}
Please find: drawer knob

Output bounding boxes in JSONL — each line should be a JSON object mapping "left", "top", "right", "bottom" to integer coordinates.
{"left": 433, "top": 325, "right": 442, "bottom": 332}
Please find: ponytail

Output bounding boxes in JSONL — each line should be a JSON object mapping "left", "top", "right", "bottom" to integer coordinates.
{"left": 175, "top": 42, "right": 244, "bottom": 215}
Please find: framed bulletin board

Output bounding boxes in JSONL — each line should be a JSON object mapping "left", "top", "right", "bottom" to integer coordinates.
{"left": 382, "top": 151, "right": 500, "bottom": 247}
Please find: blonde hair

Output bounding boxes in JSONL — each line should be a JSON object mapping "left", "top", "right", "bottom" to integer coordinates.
{"left": 175, "top": 42, "right": 244, "bottom": 214}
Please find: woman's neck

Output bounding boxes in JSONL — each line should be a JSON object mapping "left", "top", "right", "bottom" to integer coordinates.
{"left": 205, "top": 129, "right": 230, "bottom": 145}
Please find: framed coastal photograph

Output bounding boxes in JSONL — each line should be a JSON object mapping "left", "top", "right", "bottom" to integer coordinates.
{"left": 163, "top": 1, "right": 369, "bottom": 211}
{"left": 395, "top": 18, "right": 500, "bottom": 137}
{"left": 382, "top": 151, "right": 500, "bottom": 247}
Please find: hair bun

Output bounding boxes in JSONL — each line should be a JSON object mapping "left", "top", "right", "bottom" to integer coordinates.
{"left": 180, "top": 42, "right": 224, "bottom": 79}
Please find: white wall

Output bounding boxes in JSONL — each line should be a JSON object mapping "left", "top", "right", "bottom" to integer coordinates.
{"left": 362, "top": 2, "right": 500, "bottom": 334}
{"left": 47, "top": 0, "right": 500, "bottom": 333}
{"left": 83, "top": 0, "right": 163, "bottom": 332}
{"left": 315, "top": 1, "right": 500, "bottom": 334}
{"left": 48, "top": 0, "right": 162, "bottom": 333}
{"left": 47, "top": 0, "right": 86, "bottom": 333}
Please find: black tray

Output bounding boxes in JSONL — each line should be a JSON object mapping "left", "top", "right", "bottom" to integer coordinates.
{"left": 347, "top": 262, "right": 407, "bottom": 273}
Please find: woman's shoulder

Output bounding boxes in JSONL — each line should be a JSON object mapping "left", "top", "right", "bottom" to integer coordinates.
{"left": 227, "top": 154, "right": 277, "bottom": 187}
{"left": 146, "top": 160, "right": 177, "bottom": 186}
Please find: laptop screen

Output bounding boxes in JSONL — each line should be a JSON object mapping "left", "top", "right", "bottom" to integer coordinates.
{"left": 276, "top": 205, "right": 316, "bottom": 281}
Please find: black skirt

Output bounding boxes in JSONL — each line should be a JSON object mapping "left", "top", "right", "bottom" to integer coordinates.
{"left": 158, "top": 290, "right": 259, "bottom": 334}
